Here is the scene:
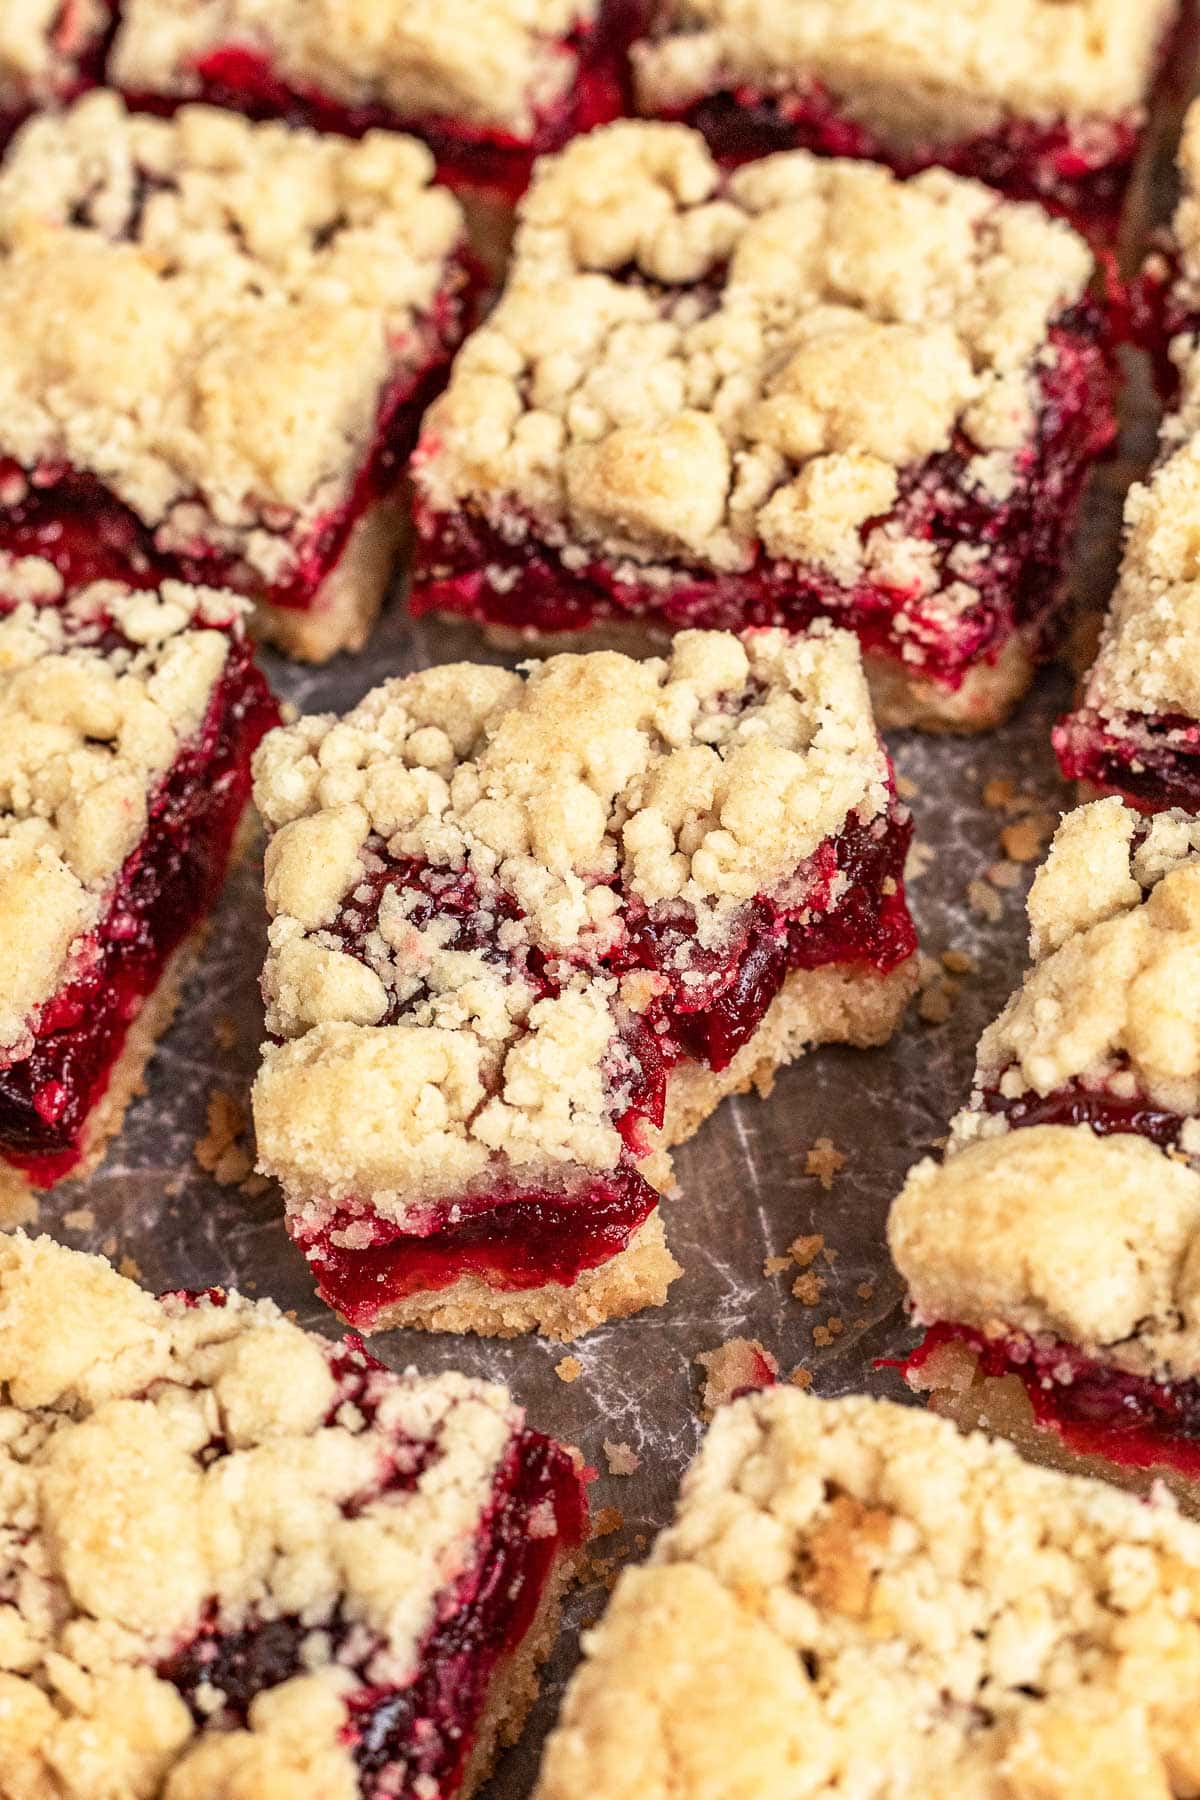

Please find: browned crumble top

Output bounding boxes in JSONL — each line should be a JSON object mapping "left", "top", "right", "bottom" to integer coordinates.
{"left": 632, "top": 0, "right": 1174, "bottom": 140}
{"left": 111, "top": 0, "right": 597, "bottom": 136}
{"left": 0, "top": 92, "right": 462, "bottom": 578}
{"left": 536, "top": 1388, "right": 1200, "bottom": 1800}
{"left": 0, "top": 563, "right": 247, "bottom": 1054}
{"left": 417, "top": 122, "right": 1092, "bottom": 584}
{"left": 0, "top": 0, "right": 107, "bottom": 107}
{"left": 0, "top": 1233, "right": 532, "bottom": 1799}
{"left": 251, "top": 626, "right": 889, "bottom": 1225}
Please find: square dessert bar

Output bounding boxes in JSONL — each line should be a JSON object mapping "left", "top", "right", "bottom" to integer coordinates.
{"left": 250, "top": 626, "right": 917, "bottom": 1339}
{"left": 0, "top": 557, "right": 277, "bottom": 1199}
{"left": 0, "top": 1232, "right": 587, "bottom": 1800}
{"left": 411, "top": 124, "right": 1118, "bottom": 733}
{"left": 890, "top": 796, "right": 1200, "bottom": 1505}
{"left": 0, "top": 91, "right": 480, "bottom": 664}
{"left": 631, "top": 0, "right": 1183, "bottom": 245}
{"left": 108, "top": 0, "right": 643, "bottom": 203}
{"left": 0, "top": 3, "right": 110, "bottom": 140}
{"left": 537, "top": 1387, "right": 1200, "bottom": 1798}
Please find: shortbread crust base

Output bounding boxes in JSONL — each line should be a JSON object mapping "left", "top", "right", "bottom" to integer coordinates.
{"left": 252, "top": 496, "right": 406, "bottom": 662}
{"left": 355, "top": 955, "right": 916, "bottom": 1340}
{"left": 477, "top": 617, "right": 1036, "bottom": 734}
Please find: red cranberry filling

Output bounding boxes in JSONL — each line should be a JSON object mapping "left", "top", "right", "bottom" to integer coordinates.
{"left": 902, "top": 1322, "right": 1200, "bottom": 1480}
{"left": 118, "top": 0, "right": 646, "bottom": 203}
{"left": 0, "top": 629, "right": 278, "bottom": 1181}
{"left": 1054, "top": 708, "right": 1200, "bottom": 814}
{"left": 980, "top": 1073, "right": 1187, "bottom": 1151}
{"left": 412, "top": 310, "right": 1116, "bottom": 690}
{"left": 0, "top": 266, "right": 480, "bottom": 615}
{"left": 158, "top": 1339, "right": 586, "bottom": 1799}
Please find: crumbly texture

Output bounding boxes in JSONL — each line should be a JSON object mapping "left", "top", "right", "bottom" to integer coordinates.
{"left": 536, "top": 1386, "right": 1200, "bottom": 1800}
{"left": 0, "top": 91, "right": 462, "bottom": 581}
{"left": 973, "top": 799, "right": 1200, "bottom": 1112}
{"left": 0, "top": 0, "right": 108, "bottom": 110}
{"left": 111, "top": 0, "right": 596, "bottom": 137}
{"left": 890, "top": 1123, "right": 1200, "bottom": 1381}
{"left": 0, "top": 1232, "right": 563, "bottom": 1800}
{"left": 0, "top": 566, "right": 246, "bottom": 1053}
{"left": 252, "top": 627, "right": 891, "bottom": 1226}
{"left": 249, "top": 495, "right": 405, "bottom": 662}
{"left": 1164, "top": 100, "right": 1200, "bottom": 313}
{"left": 416, "top": 122, "right": 1092, "bottom": 583}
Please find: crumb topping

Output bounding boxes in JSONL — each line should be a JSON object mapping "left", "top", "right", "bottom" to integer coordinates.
{"left": 0, "top": 566, "right": 246, "bottom": 1055}
{"left": 1164, "top": 101, "right": 1200, "bottom": 309}
{"left": 0, "top": 0, "right": 108, "bottom": 107}
{"left": 416, "top": 122, "right": 1092, "bottom": 581}
{"left": 975, "top": 799, "right": 1200, "bottom": 1112}
{"left": 538, "top": 1386, "right": 1200, "bottom": 1799}
{"left": 0, "top": 1233, "right": 528, "bottom": 1799}
{"left": 252, "top": 626, "right": 888, "bottom": 1220}
{"left": 890, "top": 1124, "right": 1200, "bottom": 1380}
{"left": 632, "top": 0, "right": 1174, "bottom": 140}
{"left": 0, "top": 91, "right": 462, "bottom": 576}
{"left": 111, "top": 0, "right": 597, "bottom": 137}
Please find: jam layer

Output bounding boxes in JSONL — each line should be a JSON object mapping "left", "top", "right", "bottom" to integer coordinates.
{"left": 1054, "top": 708, "right": 1200, "bottom": 814}
{"left": 159, "top": 1339, "right": 587, "bottom": 1799}
{"left": 0, "top": 635, "right": 278, "bottom": 1181}
{"left": 981, "top": 1074, "right": 1187, "bottom": 1151}
{"left": 412, "top": 310, "right": 1116, "bottom": 693}
{"left": 0, "top": 268, "right": 479, "bottom": 616}
{"left": 903, "top": 1321, "right": 1200, "bottom": 1483}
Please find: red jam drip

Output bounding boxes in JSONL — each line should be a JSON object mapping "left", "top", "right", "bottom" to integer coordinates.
{"left": 0, "top": 633, "right": 279, "bottom": 1181}
{"left": 981, "top": 1076, "right": 1187, "bottom": 1150}
{"left": 411, "top": 311, "right": 1116, "bottom": 689}
{"left": 1054, "top": 708, "right": 1200, "bottom": 815}
{"left": 903, "top": 1322, "right": 1200, "bottom": 1481}
{"left": 119, "top": 0, "right": 647, "bottom": 203}
{"left": 158, "top": 1337, "right": 587, "bottom": 1799}
{"left": 0, "top": 268, "right": 479, "bottom": 614}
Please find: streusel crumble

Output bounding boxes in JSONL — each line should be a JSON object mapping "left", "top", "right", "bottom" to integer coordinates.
{"left": 0, "top": 2, "right": 110, "bottom": 138}
{"left": 250, "top": 626, "right": 917, "bottom": 1339}
{"left": 537, "top": 1387, "right": 1200, "bottom": 1797}
{"left": 632, "top": 0, "right": 1183, "bottom": 243}
{"left": 0, "top": 90, "right": 480, "bottom": 662}
{"left": 411, "top": 122, "right": 1117, "bottom": 731}
{"left": 0, "top": 1232, "right": 586, "bottom": 1799}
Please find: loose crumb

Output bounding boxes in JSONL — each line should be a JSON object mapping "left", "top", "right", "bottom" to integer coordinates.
{"left": 101, "top": 1234, "right": 117, "bottom": 1258}
{"left": 555, "top": 1355, "right": 583, "bottom": 1384}
{"left": 117, "top": 1254, "right": 142, "bottom": 1281}
{"left": 1000, "top": 814, "right": 1055, "bottom": 863}
{"left": 789, "top": 1366, "right": 814, "bottom": 1389}
{"left": 805, "top": 1138, "right": 845, "bottom": 1190}
{"left": 792, "top": 1270, "right": 826, "bottom": 1306}
{"left": 941, "top": 948, "right": 975, "bottom": 975}
{"left": 238, "top": 1171, "right": 271, "bottom": 1198}
{"left": 61, "top": 1208, "right": 94, "bottom": 1233}
{"left": 695, "top": 1337, "right": 780, "bottom": 1418}
{"left": 592, "top": 1506, "right": 624, "bottom": 1539}
{"left": 987, "top": 858, "right": 1025, "bottom": 890}
{"left": 982, "top": 777, "right": 1016, "bottom": 810}
{"left": 918, "top": 981, "right": 956, "bottom": 1025}
{"left": 195, "top": 1089, "right": 255, "bottom": 1187}
{"left": 856, "top": 1280, "right": 876, "bottom": 1301}
{"left": 763, "top": 1254, "right": 792, "bottom": 1276}
{"left": 967, "top": 877, "right": 1003, "bottom": 921}
{"left": 812, "top": 1324, "right": 834, "bottom": 1348}
{"left": 904, "top": 839, "right": 935, "bottom": 882}
{"left": 212, "top": 1014, "right": 238, "bottom": 1051}
{"left": 789, "top": 1233, "right": 825, "bottom": 1268}
{"left": 895, "top": 773, "right": 919, "bottom": 800}
{"left": 603, "top": 1439, "right": 641, "bottom": 1477}
{"left": 826, "top": 1315, "right": 845, "bottom": 1337}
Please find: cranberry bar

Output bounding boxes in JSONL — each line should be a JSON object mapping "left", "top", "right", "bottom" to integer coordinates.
{"left": 0, "top": 91, "right": 480, "bottom": 664}
{"left": 0, "top": 2, "right": 110, "bottom": 140}
{"left": 108, "top": 0, "right": 643, "bottom": 204}
{"left": 411, "top": 124, "right": 1118, "bottom": 733}
{"left": 537, "top": 1387, "right": 1200, "bottom": 1797}
{"left": 250, "top": 627, "right": 917, "bottom": 1339}
{"left": 0, "top": 558, "right": 277, "bottom": 1199}
{"left": 891, "top": 795, "right": 1200, "bottom": 1504}
{"left": 0, "top": 1232, "right": 586, "bottom": 1799}
{"left": 631, "top": 0, "right": 1183, "bottom": 245}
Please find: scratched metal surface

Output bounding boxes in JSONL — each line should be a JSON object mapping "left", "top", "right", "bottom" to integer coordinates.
{"left": 25, "top": 126, "right": 1179, "bottom": 1799}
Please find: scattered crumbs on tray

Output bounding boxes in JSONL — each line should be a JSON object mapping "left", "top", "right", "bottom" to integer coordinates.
{"left": 792, "top": 1270, "right": 825, "bottom": 1307}
{"left": 941, "top": 947, "right": 975, "bottom": 976}
{"left": 987, "top": 858, "right": 1025, "bottom": 890}
{"left": 981, "top": 776, "right": 1016, "bottom": 810}
{"left": 999, "top": 813, "right": 1055, "bottom": 863}
{"left": 812, "top": 1316, "right": 844, "bottom": 1347}
{"left": 894, "top": 773, "right": 919, "bottom": 800}
{"left": 904, "top": 838, "right": 935, "bottom": 882}
{"left": 554, "top": 1355, "right": 583, "bottom": 1384}
{"left": 856, "top": 1279, "right": 876, "bottom": 1302}
{"left": 788, "top": 1233, "right": 824, "bottom": 1268}
{"left": 591, "top": 1506, "right": 624, "bottom": 1540}
{"left": 194, "top": 1089, "right": 254, "bottom": 1187}
{"left": 101, "top": 1234, "right": 117, "bottom": 1259}
{"left": 695, "top": 1337, "right": 780, "bottom": 1417}
{"left": 805, "top": 1137, "right": 846, "bottom": 1189}
{"left": 763, "top": 1254, "right": 792, "bottom": 1276}
{"left": 61, "top": 1207, "right": 94, "bottom": 1232}
{"left": 603, "top": 1439, "right": 641, "bottom": 1477}
{"left": 118, "top": 1254, "right": 142, "bottom": 1281}
{"left": 789, "top": 1366, "right": 813, "bottom": 1389}
{"left": 967, "top": 876, "right": 1003, "bottom": 921}
{"left": 212, "top": 1013, "right": 239, "bottom": 1051}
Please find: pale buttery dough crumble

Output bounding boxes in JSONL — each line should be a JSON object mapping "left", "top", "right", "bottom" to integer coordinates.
{"left": 417, "top": 123, "right": 1094, "bottom": 592}
{"left": 0, "top": 90, "right": 463, "bottom": 583}
{"left": 0, "top": 1232, "right": 539, "bottom": 1800}
{"left": 0, "top": 560, "right": 246, "bottom": 1058}
{"left": 251, "top": 626, "right": 890, "bottom": 1228}
{"left": 632, "top": 0, "right": 1176, "bottom": 144}
{"left": 0, "top": 0, "right": 108, "bottom": 112}
{"left": 110, "top": 0, "right": 599, "bottom": 138}
{"left": 537, "top": 1386, "right": 1200, "bottom": 1799}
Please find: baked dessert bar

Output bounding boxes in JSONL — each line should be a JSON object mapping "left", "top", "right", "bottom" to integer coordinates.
{"left": 0, "top": 557, "right": 277, "bottom": 1198}
{"left": 0, "top": 91, "right": 479, "bottom": 664}
{"left": 411, "top": 124, "right": 1118, "bottom": 733}
{"left": 0, "top": 1231, "right": 587, "bottom": 1799}
{"left": 1134, "top": 98, "right": 1200, "bottom": 393}
{"left": 631, "top": 0, "right": 1183, "bottom": 246}
{"left": 250, "top": 626, "right": 917, "bottom": 1339}
{"left": 108, "top": 0, "right": 643, "bottom": 204}
{"left": 890, "top": 796, "right": 1200, "bottom": 1504}
{"left": 536, "top": 1386, "right": 1200, "bottom": 1798}
{"left": 0, "top": 3, "right": 110, "bottom": 140}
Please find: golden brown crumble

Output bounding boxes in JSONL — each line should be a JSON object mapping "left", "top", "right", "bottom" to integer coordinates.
{"left": 193, "top": 1090, "right": 255, "bottom": 1187}
{"left": 0, "top": 1233, "right": 541, "bottom": 1798}
{"left": 0, "top": 92, "right": 462, "bottom": 580}
{"left": 804, "top": 1135, "right": 845, "bottom": 1188}
{"left": 632, "top": 0, "right": 1174, "bottom": 141}
{"left": 554, "top": 1355, "right": 583, "bottom": 1383}
{"left": 536, "top": 1388, "right": 1200, "bottom": 1799}
{"left": 251, "top": 627, "right": 890, "bottom": 1225}
{"left": 111, "top": 0, "right": 597, "bottom": 137}
{"left": 416, "top": 122, "right": 1091, "bottom": 582}
{"left": 0, "top": 568, "right": 246, "bottom": 1053}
